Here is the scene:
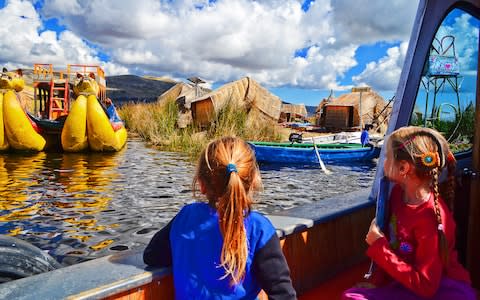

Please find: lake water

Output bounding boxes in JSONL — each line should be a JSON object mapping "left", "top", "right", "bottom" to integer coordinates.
{"left": 0, "top": 138, "right": 376, "bottom": 265}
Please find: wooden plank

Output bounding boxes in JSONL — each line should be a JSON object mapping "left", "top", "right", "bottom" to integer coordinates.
{"left": 104, "top": 275, "right": 174, "bottom": 300}
{"left": 281, "top": 206, "right": 374, "bottom": 294}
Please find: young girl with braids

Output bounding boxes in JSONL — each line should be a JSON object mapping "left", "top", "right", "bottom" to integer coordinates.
{"left": 143, "top": 136, "right": 296, "bottom": 299}
{"left": 343, "top": 126, "right": 475, "bottom": 300}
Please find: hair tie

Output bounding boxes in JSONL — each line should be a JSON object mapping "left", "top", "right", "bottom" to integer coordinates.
{"left": 447, "top": 152, "right": 455, "bottom": 163}
{"left": 226, "top": 163, "right": 237, "bottom": 174}
{"left": 398, "top": 136, "right": 417, "bottom": 150}
{"left": 438, "top": 224, "right": 444, "bottom": 232}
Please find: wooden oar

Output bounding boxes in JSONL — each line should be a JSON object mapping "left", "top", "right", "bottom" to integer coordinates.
{"left": 313, "top": 143, "right": 331, "bottom": 174}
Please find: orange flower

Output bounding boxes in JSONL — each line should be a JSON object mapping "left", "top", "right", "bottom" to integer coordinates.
{"left": 420, "top": 152, "right": 439, "bottom": 167}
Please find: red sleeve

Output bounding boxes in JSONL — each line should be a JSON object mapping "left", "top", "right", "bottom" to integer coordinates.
{"left": 366, "top": 218, "right": 443, "bottom": 298}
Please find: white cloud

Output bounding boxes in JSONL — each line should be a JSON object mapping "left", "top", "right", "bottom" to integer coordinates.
{"left": 435, "top": 13, "right": 479, "bottom": 73}
{"left": 330, "top": 0, "right": 418, "bottom": 46}
{"left": 352, "top": 9, "right": 479, "bottom": 92}
{"left": 352, "top": 42, "right": 408, "bottom": 90}
{"left": 1, "top": 0, "right": 421, "bottom": 93}
{"left": 102, "top": 61, "right": 129, "bottom": 76}
{"left": 0, "top": 0, "right": 129, "bottom": 75}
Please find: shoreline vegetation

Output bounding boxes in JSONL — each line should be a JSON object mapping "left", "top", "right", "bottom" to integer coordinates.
{"left": 118, "top": 96, "right": 283, "bottom": 159}
{"left": 411, "top": 102, "right": 475, "bottom": 153}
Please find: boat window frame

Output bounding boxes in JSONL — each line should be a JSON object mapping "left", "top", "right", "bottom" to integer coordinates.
{"left": 369, "top": 0, "right": 480, "bottom": 201}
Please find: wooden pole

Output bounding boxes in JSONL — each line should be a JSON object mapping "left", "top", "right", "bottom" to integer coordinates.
{"left": 352, "top": 87, "right": 370, "bottom": 128}
{"left": 466, "top": 45, "right": 480, "bottom": 288}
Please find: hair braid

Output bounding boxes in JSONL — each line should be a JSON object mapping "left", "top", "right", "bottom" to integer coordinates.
{"left": 444, "top": 152, "right": 457, "bottom": 211}
{"left": 432, "top": 167, "right": 449, "bottom": 266}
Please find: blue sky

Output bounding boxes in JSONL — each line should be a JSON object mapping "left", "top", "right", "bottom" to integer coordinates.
{"left": 0, "top": 0, "right": 476, "bottom": 107}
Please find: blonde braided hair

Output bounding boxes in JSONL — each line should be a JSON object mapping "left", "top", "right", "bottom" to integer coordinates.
{"left": 388, "top": 126, "right": 454, "bottom": 266}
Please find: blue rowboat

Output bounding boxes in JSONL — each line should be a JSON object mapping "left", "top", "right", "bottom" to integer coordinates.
{"left": 248, "top": 141, "right": 381, "bottom": 164}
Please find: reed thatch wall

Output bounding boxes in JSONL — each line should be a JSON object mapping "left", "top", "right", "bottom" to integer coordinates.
{"left": 157, "top": 82, "right": 210, "bottom": 106}
{"left": 280, "top": 103, "right": 308, "bottom": 122}
{"left": 316, "top": 88, "right": 390, "bottom": 132}
{"left": 190, "top": 77, "right": 282, "bottom": 127}
{"left": 157, "top": 82, "right": 211, "bottom": 128}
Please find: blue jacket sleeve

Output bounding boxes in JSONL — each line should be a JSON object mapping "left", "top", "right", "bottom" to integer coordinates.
{"left": 143, "top": 217, "right": 175, "bottom": 267}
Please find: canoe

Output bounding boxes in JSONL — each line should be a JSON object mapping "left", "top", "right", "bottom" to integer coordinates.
{"left": 300, "top": 131, "right": 363, "bottom": 144}
{"left": 249, "top": 141, "right": 380, "bottom": 164}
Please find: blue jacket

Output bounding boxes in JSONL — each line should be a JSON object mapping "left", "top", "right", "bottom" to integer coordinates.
{"left": 144, "top": 202, "right": 296, "bottom": 299}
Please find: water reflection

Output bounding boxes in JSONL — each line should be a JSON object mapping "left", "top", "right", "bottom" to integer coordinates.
{"left": 0, "top": 138, "right": 376, "bottom": 265}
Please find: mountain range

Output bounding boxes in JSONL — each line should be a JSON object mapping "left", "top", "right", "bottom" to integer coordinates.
{"left": 17, "top": 69, "right": 317, "bottom": 116}
{"left": 106, "top": 75, "right": 317, "bottom": 116}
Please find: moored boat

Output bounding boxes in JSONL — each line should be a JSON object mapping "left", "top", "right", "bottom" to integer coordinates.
{"left": 249, "top": 141, "right": 381, "bottom": 164}
{"left": 0, "top": 64, "right": 127, "bottom": 152}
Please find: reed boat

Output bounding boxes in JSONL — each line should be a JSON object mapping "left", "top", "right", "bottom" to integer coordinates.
{"left": 0, "top": 64, "right": 127, "bottom": 152}
{"left": 0, "top": 0, "right": 478, "bottom": 299}
{"left": 249, "top": 141, "right": 381, "bottom": 164}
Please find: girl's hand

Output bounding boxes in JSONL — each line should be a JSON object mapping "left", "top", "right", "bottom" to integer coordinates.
{"left": 366, "top": 218, "right": 384, "bottom": 245}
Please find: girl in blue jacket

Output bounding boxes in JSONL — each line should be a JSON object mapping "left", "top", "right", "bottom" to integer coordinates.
{"left": 144, "top": 136, "right": 296, "bottom": 299}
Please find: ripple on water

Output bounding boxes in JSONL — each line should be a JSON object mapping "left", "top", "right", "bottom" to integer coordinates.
{"left": 0, "top": 138, "right": 376, "bottom": 265}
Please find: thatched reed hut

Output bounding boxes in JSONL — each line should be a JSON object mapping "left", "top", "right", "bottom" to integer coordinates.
{"left": 316, "top": 87, "right": 391, "bottom": 132}
{"left": 190, "top": 77, "right": 282, "bottom": 127}
{"left": 157, "top": 82, "right": 210, "bottom": 106}
{"left": 279, "top": 103, "right": 308, "bottom": 122}
{"left": 157, "top": 82, "right": 211, "bottom": 128}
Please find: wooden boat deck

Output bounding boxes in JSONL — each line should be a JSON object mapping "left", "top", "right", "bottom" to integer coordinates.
{"left": 298, "top": 261, "right": 480, "bottom": 300}
{"left": 299, "top": 261, "right": 370, "bottom": 300}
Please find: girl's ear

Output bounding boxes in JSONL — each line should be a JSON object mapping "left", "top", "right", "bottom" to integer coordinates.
{"left": 398, "top": 160, "right": 412, "bottom": 176}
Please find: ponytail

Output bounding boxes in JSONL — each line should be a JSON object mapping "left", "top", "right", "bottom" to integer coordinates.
{"left": 217, "top": 166, "right": 249, "bottom": 284}
{"left": 193, "top": 137, "right": 261, "bottom": 285}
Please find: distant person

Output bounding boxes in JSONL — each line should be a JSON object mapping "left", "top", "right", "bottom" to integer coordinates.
{"left": 342, "top": 126, "right": 475, "bottom": 300}
{"left": 360, "top": 124, "right": 372, "bottom": 147}
{"left": 104, "top": 98, "right": 122, "bottom": 123}
{"left": 144, "top": 136, "right": 296, "bottom": 299}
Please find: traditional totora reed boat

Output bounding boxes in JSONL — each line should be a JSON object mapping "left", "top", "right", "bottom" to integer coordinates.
{"left": 0, "top": 64, "right": 127, "bottom": 152}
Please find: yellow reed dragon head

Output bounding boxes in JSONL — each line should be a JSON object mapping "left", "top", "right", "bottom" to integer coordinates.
{"left": 73, "top": 72, "right": 99, "bottom": 97}
{"left": 0, "top": 68, "right": 25, "bottom": 92}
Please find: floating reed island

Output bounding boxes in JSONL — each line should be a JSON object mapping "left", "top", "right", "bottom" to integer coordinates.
{"left": 118, "top": 94, "right": 282, "bottom": 159}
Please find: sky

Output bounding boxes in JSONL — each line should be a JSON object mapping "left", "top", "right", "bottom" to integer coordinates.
{"left": 0, "top": 0, "right": 476, "bottom": 107}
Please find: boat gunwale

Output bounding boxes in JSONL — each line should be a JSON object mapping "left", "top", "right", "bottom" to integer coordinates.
{"left": 249, "top": 141, "right": 368, "bottom": 150}
{"left": 0, "top": 189, "right": 374, "bottom": 299}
